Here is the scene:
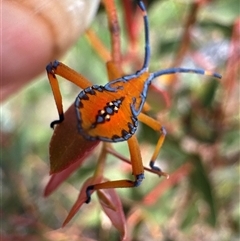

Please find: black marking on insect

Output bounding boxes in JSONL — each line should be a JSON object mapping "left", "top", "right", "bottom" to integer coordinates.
{"left": 91, "top": 97, "right": 125, "bottom": 126}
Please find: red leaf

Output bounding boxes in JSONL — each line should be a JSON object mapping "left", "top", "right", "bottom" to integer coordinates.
{"left": 97, "top": 190, "right": 117, "bottom": 211}
{"left": 49, "top": 104, "right": 100, "bottom": 174}
{"left": 44, "top": 156, "right": 88, "bottom": 197}
{"left": 62, "top": 176, "right": 102, "bottom": 227}
{"left": 97, "top": 186, "right": 127, "bottom": 240}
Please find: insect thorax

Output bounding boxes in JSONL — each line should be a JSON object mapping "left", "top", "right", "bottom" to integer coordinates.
{"left": 75, "top": 72, "right": 151, "bottom": 142}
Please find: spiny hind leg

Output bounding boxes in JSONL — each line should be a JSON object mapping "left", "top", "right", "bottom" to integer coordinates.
{"left": 86, "top": 135, "right": 144, "bottom": 203}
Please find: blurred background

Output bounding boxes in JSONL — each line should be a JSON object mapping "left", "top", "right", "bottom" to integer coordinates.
{"left": 1, "top": 0, "right": 239, "bottom": 240}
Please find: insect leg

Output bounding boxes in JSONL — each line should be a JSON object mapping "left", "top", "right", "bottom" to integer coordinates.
{"left": 46, "top": 61, "right": 92, "bottom": 128}
{"left": 85, "top": 135, "right": 144, "bottom": 203}
{"left": 138, "top": 112, "right": 167, "bottom": 172}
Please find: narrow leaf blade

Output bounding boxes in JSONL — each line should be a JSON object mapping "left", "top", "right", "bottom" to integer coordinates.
{"left": 62, "top": 176, "right": 102, "bottom": 227}
{"left": 97, "top": 186, "right": 127, "bottom": 239}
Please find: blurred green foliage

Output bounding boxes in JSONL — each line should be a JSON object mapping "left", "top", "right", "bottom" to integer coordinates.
{"left": 1, "top": 0, "right": 239, "bottom": 240}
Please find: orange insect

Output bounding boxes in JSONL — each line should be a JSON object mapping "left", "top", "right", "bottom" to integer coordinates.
{"left": 46, "top": 0, "right": 221, "bottom": 203}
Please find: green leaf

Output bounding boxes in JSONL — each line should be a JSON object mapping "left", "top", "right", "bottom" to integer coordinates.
{"left": 189, "top": 155, "right": 217, "bottom": 226}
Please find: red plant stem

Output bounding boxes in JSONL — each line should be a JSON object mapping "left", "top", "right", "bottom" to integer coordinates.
{"left": 106, "top": 145, "right": 169, "bottom": 178}
{"left": 143, "top": 163, "right": 193, "bottom": 206}
{"left": 102, "top": 0, "right": 122, "bottom": 68}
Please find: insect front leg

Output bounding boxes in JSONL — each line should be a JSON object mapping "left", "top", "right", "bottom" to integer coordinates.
{"left": 46, "top": 61, "right": 92, "bottom": 128}
{"left": 138, "top": 112, "right": 167, "bottom": 173}
{"left": 85, "top": 135, "right": 144, "bottom": 203}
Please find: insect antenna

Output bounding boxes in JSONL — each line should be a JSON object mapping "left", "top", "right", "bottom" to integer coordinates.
{"left": 137, "top": 0, "right": 151, "bottom": 72}
{"left": 137, "top": 0, "right": 221, "bottom": 80}
{"left": 153, "top": 68, "right": 222, "bottom": 79}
